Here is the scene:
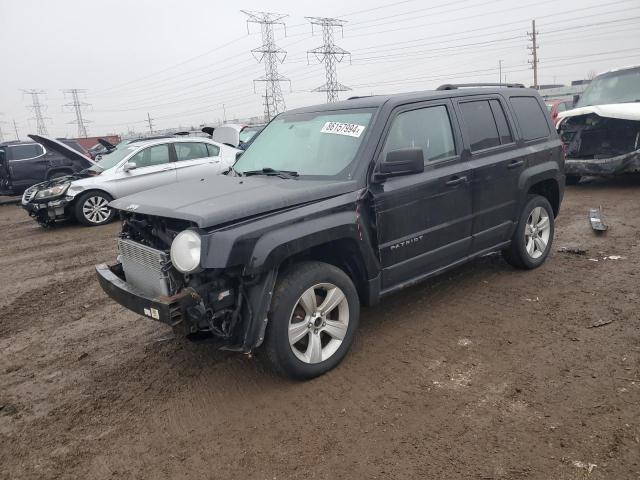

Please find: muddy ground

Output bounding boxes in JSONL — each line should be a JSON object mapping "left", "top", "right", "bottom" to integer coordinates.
{"left": 1, "top": 178, "right": 639, "bottom": 480}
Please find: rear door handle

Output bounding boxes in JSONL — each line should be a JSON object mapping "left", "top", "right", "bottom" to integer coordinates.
{"left": 445, "top": 175, "right": 467, "bottom": 186}
{"left": 507, "top": 159, "right": 525, "bottom": 169}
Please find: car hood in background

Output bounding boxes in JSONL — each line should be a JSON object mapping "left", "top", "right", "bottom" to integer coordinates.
{"left": 558, "top": 103, "right": 640, "bottom": 122}
{"left": 110, "top": 174, "right": 358, "bottom": 228}
{"left": 28, "top": 134, "right": 96, "bottom": 167}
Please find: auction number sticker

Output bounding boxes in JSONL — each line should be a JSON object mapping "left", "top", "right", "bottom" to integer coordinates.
{"left": 320, "top": 122, "right": 366, "bottom": 138}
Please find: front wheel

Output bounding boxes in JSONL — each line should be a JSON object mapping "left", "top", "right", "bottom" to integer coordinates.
{"left": 263, "top": 261, "right": 360, "bottom": 380}
{"left": 74, "top": 191, "right": 115, "bottom": 226}
{"left": 502, "top": 195, "right": 555, "bottom": 269}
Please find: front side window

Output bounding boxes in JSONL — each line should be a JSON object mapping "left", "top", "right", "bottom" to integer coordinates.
{"left": 459, "top": 100, "right": 501, "bottom": 151}
{"left": 206, "top": 143, "right": 219, "bottom": 157}
{"left": 11, "top": 144, "right": 44, "bottom": 160}
{"left": 234, "top": 110, "right": 374, "bottom": 178}
{"left": 382, "top": 105, "right": 456, "bottom": 163}
{"left": 175, "top": 142, "right": 209, "bottom": 161}
{"left": 129, "top": 144, "right": 171, "bottom": 168}
{"left": 510, "top": 96, "right": 550, "bottom": 141}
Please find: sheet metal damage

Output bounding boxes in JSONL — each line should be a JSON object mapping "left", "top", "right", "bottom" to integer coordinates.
{"left": 559, "top": 114, "right": 640, "bottom": 176}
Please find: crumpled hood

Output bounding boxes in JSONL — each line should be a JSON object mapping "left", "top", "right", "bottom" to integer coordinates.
{"left": 110, "top": 174, "right": 358, "bottom": 228}
{"left": 558, "top": 103, "right": 640, "bottom": 122}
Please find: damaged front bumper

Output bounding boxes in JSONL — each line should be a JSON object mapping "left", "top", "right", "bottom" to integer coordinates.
{"left": 565, "top": 148, "right": 640, "bottom": 176}
{"left": 21, "top": 195, "right": 72, "bottom": 225}
{"left": 96, "top": 262, "right": 200, "bottom": 334}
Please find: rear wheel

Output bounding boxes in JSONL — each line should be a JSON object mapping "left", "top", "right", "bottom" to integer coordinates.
{"left": 74, "top": 191, "right": 115, "bottom": 226}
{"left": 263, "top": 261, "right": 360, "bottom": 380}
{"left": 502, "top": 195, "right": 555, "bottom": 269}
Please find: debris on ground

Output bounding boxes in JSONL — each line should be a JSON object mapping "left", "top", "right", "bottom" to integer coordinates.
{"left": 589, "top": 318, "right": 613, "bottom": 328}
{"left": 572, "top": 460, "right": 597, "bottom": 473}
{"left": 558, "top": 246, "right": 587, "bottom": 256}
{"left": 589, "top": 207, "right": 608, "bottom": 233}
{"left": 603, "top": 255, "right": 624, "bottom": 260}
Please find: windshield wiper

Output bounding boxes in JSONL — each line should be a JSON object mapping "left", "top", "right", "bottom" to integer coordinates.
{"left": 242, "top": 167, "right": 299, "bottom": 179}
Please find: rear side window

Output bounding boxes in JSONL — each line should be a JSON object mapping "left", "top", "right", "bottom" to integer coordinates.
{"left": 175, "top": 142, "right": 209, "bottom": 161}
{"left": 206, "top": 143, "right": 220, "bottom": 157}
{"left": 510, "top": 96, "right": 550, "bottom": 141}
{"left": 382, "top": 105, "right": 456, "bottom": 164}
{"left": 459, "top": 100, "right": 501, "bottom": 151}
{"left": 489, "top": 99, "right": 513, "bottom": 144}
{"left": 10, "top": 144, "right": 44, "bottom": 160}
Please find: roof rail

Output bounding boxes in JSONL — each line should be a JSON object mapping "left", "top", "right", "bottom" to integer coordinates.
{"left": 436, "top": 83, "right": 525, "bottom": 90}
{"left": 347, "top": 95, "right": 375, "bottom": 100}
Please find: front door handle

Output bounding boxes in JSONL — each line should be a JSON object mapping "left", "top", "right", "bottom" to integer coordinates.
{"left": 507, "top": 159, "right": 525, "bottom": 169}
{"left": 445, "top": 175, "right": 467, "bottom": 187}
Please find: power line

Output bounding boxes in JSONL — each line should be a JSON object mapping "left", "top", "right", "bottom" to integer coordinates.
{"left": 306, "top": 17, "right": 351, "bottom": 102}
{"left": 63, "top": 89, "right": 91, "bottom": 138}
{"left": 242, "top": 10, "right": 290, "bottom": 121}
{"left": 22, "top": 90, "right": 50, "bottom": 136}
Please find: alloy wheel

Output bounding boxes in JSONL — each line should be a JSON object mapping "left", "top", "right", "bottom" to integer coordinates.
{"left": 288, "top": 282, "right": 350, "bottom": 364}
{"left": 82, "top": 196, "right": 111, "bottom": 224}
{"left": 524, "top": 206, "right": 551, "bottom": 259}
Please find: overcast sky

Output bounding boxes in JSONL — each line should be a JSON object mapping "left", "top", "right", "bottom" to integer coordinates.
{"left": 1, "top": 0, "right": 639, "bottom": 139}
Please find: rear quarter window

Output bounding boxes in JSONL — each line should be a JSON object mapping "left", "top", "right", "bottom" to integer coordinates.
{"left": 510, "top": 96, "right": 550, "bottom": 141}
{"left": 10, "top": 144, "right": 44, "bottom": 160}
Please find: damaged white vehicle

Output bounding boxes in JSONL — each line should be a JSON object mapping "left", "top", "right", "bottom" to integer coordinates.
{"left": 557, "top": 65, "right": 640, "bottom": 184}
{"left": 22, "top": 135, "right": 239, "bottom": 227}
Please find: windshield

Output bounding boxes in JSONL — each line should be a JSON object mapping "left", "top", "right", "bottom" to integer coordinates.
{"left": 576, "top": 68, "right": 640, "bottom": 107}
{"left": 239, "top": 126, "right": 261, "bottom": 143}
{"left": 234, "top": 110, "right": 374, "bottom": 179}
{"left": 88, "top": 144, "right": 139, "bottom": 172}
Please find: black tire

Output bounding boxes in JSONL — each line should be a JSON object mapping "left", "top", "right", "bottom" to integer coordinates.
{"left": 502, "top": 195, "right": 555, "bottom": 270}
{"left": 262, "top": 261, "right": 360, "bottom": 380}
{"left": 565, "top": 175, "right": 581, "bottom": 185}
{"left": 73, "top": 191, "right": 115, "bottom": 226}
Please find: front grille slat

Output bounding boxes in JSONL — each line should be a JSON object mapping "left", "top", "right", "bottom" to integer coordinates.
{"left": 118, "top": 238, "right": 168, "bottom": 273}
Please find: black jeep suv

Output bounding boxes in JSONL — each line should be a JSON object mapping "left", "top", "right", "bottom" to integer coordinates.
{"left": 96, "top": 84, "right": 564, "bottom": 379}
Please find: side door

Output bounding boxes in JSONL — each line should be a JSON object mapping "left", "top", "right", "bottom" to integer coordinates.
{"left": 371, "top": 100, "right": 474, "bottom": 290}
{"left": 7, "top": 143, "right": 47, "bottom": 188}
{"left": 454, "top": 96, "right": 521, "bottom": 253}
{"left": 174, "top": 142, "right": 222, "bottom": 182}
{"left": 110, "top": 143, "right": 176, "bottom": 198}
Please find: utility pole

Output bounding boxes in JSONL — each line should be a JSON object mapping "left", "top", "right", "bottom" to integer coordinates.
{"left": 63, "top": 89, "right": 90, "bottom": 137}
{"left": 23, "top": 90, "right": 50, "bottom": 136}
{"left": 242, "top": 10, "right": 290, "bottom": 122}
{"left": 146, "top": 112, "right": 154, "bottom": 134}
{"left": 527, "top": 19, "right": 539, "bottom": 88}
{"left": 13, "top": 119, "right": 20, "bottom": 140}
{"left": 306, "top": 17, "right": 351, "bottom": 103}
{"left": 499, "top": 60, "right": 503, "bottom": 85}
{"left": 0, "top": 114, "right": 5, "bottom": 142}
{"left": 222, "top": 104, "right": 227, "bottom": 123}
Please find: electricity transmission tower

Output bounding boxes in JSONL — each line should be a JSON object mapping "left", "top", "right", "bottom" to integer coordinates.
{"left": 527, "top": 19, "right": 539, "bottom": 88}
{"left": 241, "top": 10, "right": 290, "bottom": 121}
{"left": 146, "top": 112, "right": 154, "bottom": 134}
{"left": 23, "top": 90, "right": 50, "bottom": 135}
{"left": 306, "top": 17, "right": 351, "bottom": 103}
{"left": 63, "top": 89, "right": 91, "bottom": 137}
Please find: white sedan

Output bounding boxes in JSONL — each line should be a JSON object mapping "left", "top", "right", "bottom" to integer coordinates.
{"left": 22, "top": 135, "right": 239, "bottom": 226}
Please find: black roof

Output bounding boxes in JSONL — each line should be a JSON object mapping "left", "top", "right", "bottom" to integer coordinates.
{"left": 285, "top": 86, "right": 540, "bottom": 115}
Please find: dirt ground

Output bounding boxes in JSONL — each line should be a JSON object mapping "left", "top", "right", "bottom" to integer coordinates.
{"left": 1, "top": 178, "right": 639, "bottom": 480}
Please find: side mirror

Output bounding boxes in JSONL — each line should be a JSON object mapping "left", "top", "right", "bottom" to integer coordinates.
{"left": 572, "top": 94, "right": 580, "bottom": 107}
{"left": 123, "top": 161, "right": 137, "bottom": 172}
{"left": 235, "top": 151, "right": 243, "bottom": 160}
{"left": 375, "top": 148, "right": 424, "bottom": 180}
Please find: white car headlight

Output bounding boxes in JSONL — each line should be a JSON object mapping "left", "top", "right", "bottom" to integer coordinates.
{"left": 35, "top": 183, "right": 70, "bottom": 199}
{"left": 170, "top": 230, "right": 202, "bottom": 273}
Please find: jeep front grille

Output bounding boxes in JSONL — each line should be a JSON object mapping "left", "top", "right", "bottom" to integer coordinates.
{"left": 117, "top": 238, "right": 171, "bottom": 298}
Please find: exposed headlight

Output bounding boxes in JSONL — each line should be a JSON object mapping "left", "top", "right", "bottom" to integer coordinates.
{"left": 35, "top": 183, "right": 70, "bottom": 199}
{"left": 170, "top": 230, "right": 202, "bottom": 273}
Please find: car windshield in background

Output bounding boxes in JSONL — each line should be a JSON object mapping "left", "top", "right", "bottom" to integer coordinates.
{"left": 88, "top": 144, "right": 138, "bottom": 172}
{"left": 239, "top": 127, "right": 261, "bottom": 143}
{"left": 576, "top": 68, "right": 640, "bottom": 107}
{"left": 234, "top": 110, "right": 374, "bottom": 179}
